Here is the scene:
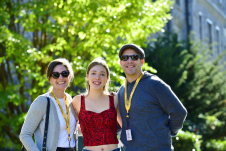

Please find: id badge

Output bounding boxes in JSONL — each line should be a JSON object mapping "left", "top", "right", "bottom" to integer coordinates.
{"left": 126, "top": 127, "right": 132, "bottom": 141}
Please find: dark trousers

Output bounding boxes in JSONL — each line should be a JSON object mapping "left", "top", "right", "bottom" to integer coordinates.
{"left": 83, "top": 148, "right": 120, "bottom": 151}
{"left": 56, "top": 147, "right": 76, "bottom": 151}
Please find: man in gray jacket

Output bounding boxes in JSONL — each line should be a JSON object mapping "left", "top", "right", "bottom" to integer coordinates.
{"left": 117, "top": 44, "right": 187, "bottom": 151}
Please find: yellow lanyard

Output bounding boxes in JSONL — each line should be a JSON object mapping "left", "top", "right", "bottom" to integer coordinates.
{"left": 125, "top": 72, "right": 143, "bottom": 118}
{"left": 51, "top": 90, "right": 71, "bottom": 145}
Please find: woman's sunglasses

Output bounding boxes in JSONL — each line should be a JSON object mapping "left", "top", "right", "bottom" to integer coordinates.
{"left": 120, "top": 55, "right": 141, "bottom": 61}
{"left": 52, "top": 70, "right": 70, "bottom": 79}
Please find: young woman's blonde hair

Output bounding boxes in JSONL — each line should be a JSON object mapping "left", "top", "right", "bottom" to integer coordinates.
{"left": 84, "top": 57, "right": 110, "bottom": 96}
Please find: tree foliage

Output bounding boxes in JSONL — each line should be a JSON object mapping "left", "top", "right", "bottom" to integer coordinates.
{"left": 0, "top": 0, "right": 173, "bottom": 149}
{"left": 144, "top": 32, "right": 226, "bottom": 150}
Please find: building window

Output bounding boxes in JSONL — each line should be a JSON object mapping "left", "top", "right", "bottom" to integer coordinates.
{"left": 206, "top": 19, "right": 213, "bottom": 51}
{"left": 224, "top": 28, "right": 226, "bottom": 62}
{"left": 198, "top": 13, "right": 202, "bottom": 40}
{"left": 176, "top": 0, "right": 180, "bottom": 5}
{"left": 215, "top": 27, "right": 220, "bottom": 55}
{"left": 225, "top": 46, "right": 226, "bottom": 62}
{"left": 224, "top": 28, "right": 226, "bottom": 38}
{"left": 208, "top": 23, "right": 212, "bottom": 47}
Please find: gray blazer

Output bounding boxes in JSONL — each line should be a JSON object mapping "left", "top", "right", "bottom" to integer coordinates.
{"left": 19, "top": 93, "right": 77, "bottom": 151}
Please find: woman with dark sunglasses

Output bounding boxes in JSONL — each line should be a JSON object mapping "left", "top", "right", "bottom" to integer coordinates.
{"left": 20, "top": 58, "right": 77, "bottom": 151}
{"left": 72, "top": 57, "right": 122, "bottom": 151}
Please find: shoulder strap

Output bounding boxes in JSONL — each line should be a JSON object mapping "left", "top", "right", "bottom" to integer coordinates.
{"left": 42, "top": 97, "right": 50, "bottom": 151}
{"left": 109, "top": 94, "right": 114, "bottom": 108}
{"left": 80, "top": 95, "right": 85, "bottom": 110}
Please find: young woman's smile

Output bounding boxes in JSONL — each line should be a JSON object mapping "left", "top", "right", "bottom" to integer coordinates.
{"left": 87, "top": 65, "right": 108, "bottom": 90}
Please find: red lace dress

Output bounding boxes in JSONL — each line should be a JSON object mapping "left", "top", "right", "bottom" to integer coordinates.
{"left": 79, "top": 95, "right": 118, "bottom": 146}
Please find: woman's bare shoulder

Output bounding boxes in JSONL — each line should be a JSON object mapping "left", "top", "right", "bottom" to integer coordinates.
{"left": 72, "top": 95, "right": 82, "bottom": 103}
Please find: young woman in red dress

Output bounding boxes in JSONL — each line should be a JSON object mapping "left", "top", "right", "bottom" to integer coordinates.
{"left": 72, "top": 57, "right": 122, "bottom": 151}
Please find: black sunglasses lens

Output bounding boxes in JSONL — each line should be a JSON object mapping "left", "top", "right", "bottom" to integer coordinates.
{"left": 61, "top": 71, "right": 69, "bottom": 77}
{"left": 131, "top": 55, "right": 139, "bottom": 60}
{"left": 121, "top": 55, "right": 140, "bottom": 61}
{"left": 52, "top": 71, "right": 69, "bottom": 79}
{"left": 52, "top": 72, "right": 60, "bottom": 79}
{"left": 121, "top": 55, "right": 129, "bottom": 61}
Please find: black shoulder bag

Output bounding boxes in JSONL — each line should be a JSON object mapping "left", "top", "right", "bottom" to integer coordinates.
{"left": 22, "top": 97, "right": 50, "bottom": 151}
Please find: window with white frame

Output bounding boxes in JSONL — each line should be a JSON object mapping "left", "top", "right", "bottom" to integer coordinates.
{"left": 198, "top": 12, "right": 203, "bottom": 40}
{"left": 224, "top": 28, "right": 226, "bottom": 38}
{"left": 225, "top": 46, "right": 226, "bottom": 62}
{"left": 206, "top": 19, "right": 213, "bottom": 51}
{"left": 223, "top": 28, "right": 226, "bottom": 61}
{"left": 215, "top": 26, "right": 220, "bottom": 55}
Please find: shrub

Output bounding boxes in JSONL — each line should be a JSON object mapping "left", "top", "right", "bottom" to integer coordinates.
{"left": 205, "top": 139, "right": 226, "bottom": 151}
{"left": 172, "top": 130, "right": 202, "bottom": 151}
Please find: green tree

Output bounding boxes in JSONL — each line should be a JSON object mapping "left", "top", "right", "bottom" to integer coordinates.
{"left": 144, "top": 32, "right": 226, "bottom": 150}
{"left": 0, "top": 0, "right": 173, "bottom": 149}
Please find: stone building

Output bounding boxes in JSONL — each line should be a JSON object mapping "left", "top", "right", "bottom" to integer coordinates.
{"left": 167, "top": 0, "right": 226, "bottom": 60}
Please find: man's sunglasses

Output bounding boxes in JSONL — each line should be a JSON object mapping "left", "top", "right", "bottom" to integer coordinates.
{"left": 52, "top": 70, "right": 70, "bottom": 79}
{"left": 120, "top": 55, "right": 141, "bottom": 61}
